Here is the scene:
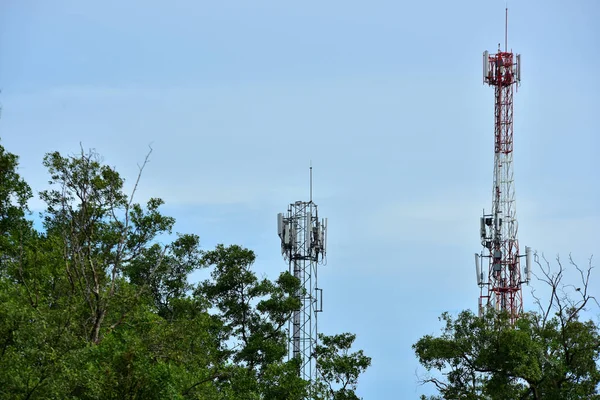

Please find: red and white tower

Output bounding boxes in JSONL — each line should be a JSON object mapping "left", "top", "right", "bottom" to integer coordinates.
{"left": 475, "top": 9, "right": 531, "bottom": 324}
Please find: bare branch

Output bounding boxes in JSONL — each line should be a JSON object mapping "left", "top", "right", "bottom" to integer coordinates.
{"left": 128, "top": 145, "right": 153, "bottom": 209}
{"left": 565, "top": 254, "right": 599, "bottom": 323}
{"left": 182, "top": 371, "right": 230, "bottom": 396}
{"left": 530, "top": 252, "right": 561, "bottom": 328}
{"left": 111, "top": 145, "right": 153, "bottom": 292}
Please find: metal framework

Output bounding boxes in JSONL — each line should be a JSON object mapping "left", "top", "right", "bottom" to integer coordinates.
{"left": 277, "top": 168, "right": 327, "bottom": 393}
{"left": 475, "top": 9, "right": 531, "bottom": 324}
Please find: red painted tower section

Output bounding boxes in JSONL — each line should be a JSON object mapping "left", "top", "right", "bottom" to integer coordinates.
{"left": 476, "top": 9, "right": 530, "bottom": 324}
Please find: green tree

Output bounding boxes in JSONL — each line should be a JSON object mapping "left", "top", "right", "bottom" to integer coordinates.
{"left": 198, "top": 244, "right": 308, "bottom": 399}
{"left": 413, "top": 255, "right": 600, "bottom": 400}
{"left": 0, "top": 140, "right": 33, "bottom": 268}
{"left": 0, "top": 142, "right": 62, "bottom": 399}
{"left": 40, "top": 147, "right": 176, "bottom": 344}
{"left": 0, "top": 143, "right": 371, "bottom": 399}
{"left": 314, "top": 333, "right": 372, "bottom": 400}
{"left": 0, "top": 145, "right": 219, "bottom": 399}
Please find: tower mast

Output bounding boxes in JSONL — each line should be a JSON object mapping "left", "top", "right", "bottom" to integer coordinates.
{"left": 277, "top": 167, "right": 327, "bottom": 396}
{"left": 476, "top": 8, "right": 531, "bottom": 324}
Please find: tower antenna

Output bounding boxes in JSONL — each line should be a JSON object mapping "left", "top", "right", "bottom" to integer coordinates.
{"left": 310, "top": 161, "right": 313, "bottom": 203}
{"left": 505, "top": 7, "right": 508, "bottom": 52}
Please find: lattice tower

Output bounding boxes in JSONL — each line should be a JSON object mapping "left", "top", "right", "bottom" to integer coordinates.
{"left": 277, "top": 168, "right": 327, "bottom": 394}
{"left": 475, "top": 9, "right": 531, "bottom": 324}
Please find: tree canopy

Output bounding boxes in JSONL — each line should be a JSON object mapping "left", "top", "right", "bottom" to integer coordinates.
{"left": 413, "top": 256, "right": 600, "bottom": 400}
{"left": 0, "top": 141, "right": 370, "bottom": 399}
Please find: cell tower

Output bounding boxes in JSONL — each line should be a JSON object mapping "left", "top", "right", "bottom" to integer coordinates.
{"left": 475, "top": 8, "right": 531, "bottom": 324}
{"left": 277, "top": 166, "right": 327, "bottom": 391}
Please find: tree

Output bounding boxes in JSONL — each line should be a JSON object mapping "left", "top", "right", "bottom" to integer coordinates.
{"left": 413, "top": 254, "right": 600, "bottom": 400}
{"left": 0, "top": 145, "right": 220, "bottom": 399}
{"left": 198, "top": 244, "right": 308, "bottom": 399}
{"left": 0, "top": 140, "right": 32, "bottom": 267}
{"left": 0, "top": 141, "right": 31, "bottom": 225}
{"left": 0, "top": 143, "right": 371, "bottom": 399}
{"left": 314, "top": 333, "right": 372, "bottom": 400}
{"left": 40, "top": 147, "right": 178, "bottom": 344}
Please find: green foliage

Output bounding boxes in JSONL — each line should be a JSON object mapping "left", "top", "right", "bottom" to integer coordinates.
{"left": 0, "top": 141, "right": 33, "bottom": 271}
{"left": 0, "top": 141, "right": 31, "bottom": 219}
{"left": 199, "top": 244, "right": 308, "bottom": 399}
{"left": 0, "top": 143, "right": 370, "bottom": 399}
{"left": 414, "top": 256, "right": 600, "bottom": 400}
{"left": 125, "top": 233, "right": 203, "bottom": 318}
{"left": 314, "top": 333, "right": 372, "bottom": 400}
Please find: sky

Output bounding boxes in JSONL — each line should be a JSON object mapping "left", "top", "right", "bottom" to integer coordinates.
{"left": 1, "top": 0, "right": 599, "bottom": 397}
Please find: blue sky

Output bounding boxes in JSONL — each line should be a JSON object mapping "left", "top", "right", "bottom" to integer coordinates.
{"left": 1, "top": 1, "right": 599, "bottom": 397}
